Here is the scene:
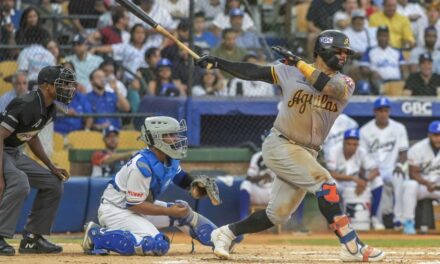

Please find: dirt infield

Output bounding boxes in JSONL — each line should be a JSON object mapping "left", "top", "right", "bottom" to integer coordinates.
{"left": 1, "top": 233, "right": 440, "bottom": 264}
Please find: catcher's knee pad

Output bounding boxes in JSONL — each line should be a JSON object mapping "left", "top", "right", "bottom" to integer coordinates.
{"left": 188, "top": 213, "right": 217, "bottom": 246}
{"left": 93, "top": 229, "right": 137, "bottom": 255}
{"left": 152, "top": 233, "right": 170, "bottom": 256}
{"left": 316, "top": 182, "right": 343, "bottom": 224}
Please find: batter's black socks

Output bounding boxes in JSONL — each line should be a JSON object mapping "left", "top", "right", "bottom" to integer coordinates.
{"left": 229, "top": 209, "right": 274, "bottom": 236}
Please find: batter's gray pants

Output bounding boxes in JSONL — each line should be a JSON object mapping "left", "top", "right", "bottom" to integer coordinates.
{"left": 0, "top": 147, "right": 63, "bottom": 238}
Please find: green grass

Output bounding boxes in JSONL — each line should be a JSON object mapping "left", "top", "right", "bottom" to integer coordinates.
{"left": 270, "top": 238, "right": 440, "bottom": 247}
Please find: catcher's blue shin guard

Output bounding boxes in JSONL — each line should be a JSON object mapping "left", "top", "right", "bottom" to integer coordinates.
{"left": 89, "top": 227, "right": 170, "bottom": 256}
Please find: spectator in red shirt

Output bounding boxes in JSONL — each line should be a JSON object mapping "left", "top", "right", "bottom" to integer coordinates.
{"left": 88, "top": 6, "right": 130, "bottom": 45}
{"left": 91, "top": 126, "right": 134, "bottom": 177}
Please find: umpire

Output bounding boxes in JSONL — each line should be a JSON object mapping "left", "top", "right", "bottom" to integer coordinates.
{"left": 0, "top": 66, "right": 77, "bottom": 256}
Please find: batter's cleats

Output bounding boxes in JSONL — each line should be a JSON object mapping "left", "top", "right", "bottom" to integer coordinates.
{"left": 0, "top": 238, "right": 15, "bottom": 256}
{"left": 340, "top": 243, "right": 385, "bottom": 262}
{"left": 211, "top": 225, "right": 235, "bottom": 259}
{"left": 19, "top": 232, "right": 62, "bottom": 254}
{"left": 403, "top": 220, "right": 416, "bottom": 235}
{"left": 371, "top": 217, "right": 385, "bottom": 231}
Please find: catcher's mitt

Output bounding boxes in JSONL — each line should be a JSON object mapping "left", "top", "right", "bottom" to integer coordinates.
{"left": 189, "top": 175, "right": 222, "bottom": 206}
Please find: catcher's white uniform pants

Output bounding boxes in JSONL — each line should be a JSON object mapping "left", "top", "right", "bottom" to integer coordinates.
{"left": 98, "top": 200, "right": 189, "bottom": 243}
{"left": 402, "top": 180, "right": 440, "bottom": 221}
{"left": 262, "top": 128, "right": 334, "bottom": 225}
{"left": 240, "top": 180, "right": 271, "bottom": 205}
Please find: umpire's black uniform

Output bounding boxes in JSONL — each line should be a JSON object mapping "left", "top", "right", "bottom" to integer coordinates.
{"left": 0, "top": 88, "right": 62, "bottom": 239}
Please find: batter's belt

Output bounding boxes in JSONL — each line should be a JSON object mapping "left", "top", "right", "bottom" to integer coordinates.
{"left": 277, "top": 133, "right": 321, "bottom": 152}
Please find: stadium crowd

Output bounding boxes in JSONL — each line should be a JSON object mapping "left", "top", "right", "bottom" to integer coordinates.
{"left": 0, "top": 0, "right": 439, "bottom": 235}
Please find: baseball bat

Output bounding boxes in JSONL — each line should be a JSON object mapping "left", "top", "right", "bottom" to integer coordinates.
{"left": 115, "top": 0, "right": 212, "bottom": 68}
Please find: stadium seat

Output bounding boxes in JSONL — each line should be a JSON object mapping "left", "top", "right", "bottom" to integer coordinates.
{"left": 118, "top": 130, "right": 145, "bottom": 150}
{"left": 382, "top": 81, "right": 405, "bottom": 96}
{"left": 53, "top": 132, "right": 65, "bottom": 151}
{"left": 0, "top": 61, "right": 18, "bottom": 95}
{"left": 52, "top": 150, "right": 70, "bottom": 173}
{"left": 66, "top": 131, "right": 105, "bottom": 149}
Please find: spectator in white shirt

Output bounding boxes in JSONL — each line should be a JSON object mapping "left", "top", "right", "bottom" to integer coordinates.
{"left": 128, "top": 0, "right": 175, "bottom": 48}
{"left": 157, "top": 0, "right": 189, "bottom": 22}
{"left": 0, "top": 72, "right": 29, "bottom": 112}
{"left": 416, "top": 3, "right": 440, "bottom": 49}
{"left": 196, "top": 0, "right": 225, "bottom": 22}
{"left": 230, "top": 8, "right": 261, "bottom": 49}
{"left": 333, "top": 0, "right": 359, "bottom": 30}
{"left": 409, "top": 26, "right": 440, "bottom": 74}
{"left": 212, "top": 0, "right": 255, "bottom": 37}
{"left": 397, "top": 0, "right": 427, "bottom": 43}
{"left": 99, "top": 60, "right": 128, "bottom": 98}
{"left": 65, "top": 34, "right": 104, "bottom": 91}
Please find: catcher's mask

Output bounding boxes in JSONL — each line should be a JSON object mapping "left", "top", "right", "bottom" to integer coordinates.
{"left": 314, "top": 30, "right": 354, "bottom": 71}
{"left": 140, "top": 116, "right": 188, "bottom": 159}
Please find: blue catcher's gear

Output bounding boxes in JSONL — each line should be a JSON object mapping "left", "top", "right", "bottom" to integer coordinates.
{"left": 82, "top": 222, "right": 170, "bottom": 256}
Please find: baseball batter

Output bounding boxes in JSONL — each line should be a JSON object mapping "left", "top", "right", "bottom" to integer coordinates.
{"left": 196, "top": 30, "right": 384, "bottom": 262}
{"left": 360, "top": 97, "right": 409, "bottom": 229}
{"left": 401, "top": 121, "right": 440, "bottom": 234}
{"left": 326, "top": 128, "right": 384, "bottom": 230}
{"left": 82, "top": 116, "right": 229, "bottom": 256}
{"left": 322, "top": 113, "right": 358, "bottom": 160}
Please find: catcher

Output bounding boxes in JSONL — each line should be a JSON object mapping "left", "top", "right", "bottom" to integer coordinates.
{"left": 82, "top": 116, "right": 227, "bottom": 256}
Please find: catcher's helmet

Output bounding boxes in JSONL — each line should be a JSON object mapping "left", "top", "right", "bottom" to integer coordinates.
{"left": 314, "top": 30, "right": 354, "bottom": 71}
{"left": 139, "top": 116, "right": 188, "bottom": 159}
{"left": 38, "top": 65, "right": 77, "bottom": 105}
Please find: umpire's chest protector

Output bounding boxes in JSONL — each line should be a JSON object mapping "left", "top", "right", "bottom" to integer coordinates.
{"left": 136, "top": 149, "right": 180, "bottom": 200}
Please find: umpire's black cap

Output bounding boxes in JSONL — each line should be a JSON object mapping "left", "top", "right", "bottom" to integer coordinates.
{"left": 37, "top": 65, "right": 62, "bottom": 85}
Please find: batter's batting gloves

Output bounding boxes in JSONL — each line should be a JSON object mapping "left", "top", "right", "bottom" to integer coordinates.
{"left": 195, "top": 55, "right": 219, "bottom": 69}
{"left": 271, "top": 46, "right": 302, "bottom": 67}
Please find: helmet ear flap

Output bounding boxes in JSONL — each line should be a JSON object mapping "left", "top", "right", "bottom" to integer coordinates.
{"left": 142, "top": 123, "right": 155, "bottom": 146}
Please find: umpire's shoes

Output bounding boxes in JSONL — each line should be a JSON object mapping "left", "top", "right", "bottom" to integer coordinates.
{"left": 19, "top": 233, "right": 62, "bottom": 254}
{"left": 0, "top": 237, "right": 15, "bottom": 256}
{"left": 211, "top": 225, "right": 236, "bottom": 260}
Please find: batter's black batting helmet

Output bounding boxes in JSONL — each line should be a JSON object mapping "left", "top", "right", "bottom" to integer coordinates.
{"left": 314, "top": 30, "right": 354, "bottom": 71}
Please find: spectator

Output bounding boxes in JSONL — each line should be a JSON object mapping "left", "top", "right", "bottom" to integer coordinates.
{"left": 192, "top": 69, "right": 226, "bottom": 96}
{"left": 88, "top": 6, "right": 130, "bottom": 45}
{"left": 358, "top": 0, "right": 379, "bottom": 17}
{"left": 306, "top": 0, "right": 343, "bottom": 57}
{"left": 40, "top": 0, "right": 63, "bottom": 35}
{"left": 99, "top": 60, "right": 128, "bottom": 97}
{"left": 157, "top": 0, "right": 189, "bottom": 22}
{"left": 0, "top": 72, "right": 28, "bottom": 112}
{"left": 196, "top": 0, "right": 225, "bottom": 22}
{"left": 212, "top": 0, "right": 255, "bottom": 37}
{"left": 136, "top": 47, "right": 161, "bottom": 96}
{"left": 65, "top": 34, "right": 103, "bottom": 91}
{"left": 404, "top": 53, "right": 440, "bottom": 96}
{"left": 193, "top": 11, "right": 219, "bottom": 50}
{"left": 92, "top": 23, "right": 150, "bottom": 82}
{"left": 211, "top": 28, "right": 247, "bottom": 79}
{"left": 87, "top": 69, "right": 130, "bottom": 130}
{"left": 230, "top": 8, "right": 261, "bottom": 49}
{"left": 322, "top": 113, "right": 358, "bottom": 162}
{"left": 359, "top": 26, "right": 408, "bottom": 93}
{"left": 62, "top": 61, "right": 88, "bottom": 94}
{"left": 54, "top": 91, "right": 93, "bottom": 135}
{"left": 68, "top": 0, "right": 105, "bottom": 35}
{"left": 228, "top": 54, "right": 275, "bottom": 96}
{"left": 17, "top": 26, "right": 55, "bottom": 84}
{"left": 148, "top": 58, "right": 184, "bottom": 96}
{"left": 239, "top": 150, "right": 275, "bottom": 220}
{"left": 1, "top": 0, "right": 22, "bottom": 29}
{"left": 172, "top": 43, "right": 203, "bottom": 88}
{"left": 369, "top": 0, "right": 414, "bottom": 49}
{"left": 15, "top": 6, "right": 51, "bottom": 45}
{"left": 343, "top": 10, "right": 377, "bottom": 56}
{"left": 396, "top": 0, "right": 427, "bottom": 44}
{"left": 333, "top": 0, "right": 359, "bottom": 30}
{"left": 161, "top": 19, "right": 195, "bottom": 63}
{"left": 326, "top": 128, "right": 384, "bottom": 230}
{"left": 417, "top": 3, "right": 440, "bottom": 49}
{"left": 402, "top": 121, "right": 440, "bottom": 234}
{"left": 409, "top": 26, "right": 440, "bottom": 73}
{"left": 91, "top": 126, "right": 133, "bottom": 177}
{"left": 360, "top": 97, "right": 409, "bottom": 230}
{"left": 0, "top": 6, "right": 16, "bottom": 60}
{"left": 46, "top": 39, "right": 62, "bottom": 64}
{"left": 128, "top": 0, "right": 175, "bottom": 48}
